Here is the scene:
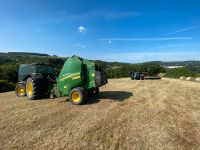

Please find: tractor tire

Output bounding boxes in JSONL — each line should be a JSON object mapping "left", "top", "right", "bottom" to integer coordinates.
{"left": 94, "top": 87, "right": 99, "bottom": 95}
{"left": 26, "top": 77, "right": 44, "bottom": 100}
{"left": 15, "top": 83, "right": 26, "bottom": 97}
{"left": 89, "top": 87, "right": 99, "bottom": 96}
{"left": 69, "top": 87, "right": 87, "bottom": 105}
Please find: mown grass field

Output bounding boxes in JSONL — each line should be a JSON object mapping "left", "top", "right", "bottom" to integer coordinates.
{"left": 1, "top": 78, "right": 200, "bottom": 150}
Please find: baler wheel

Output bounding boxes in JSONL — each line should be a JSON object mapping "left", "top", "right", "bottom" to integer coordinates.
{"left": 69, "top": 87, "right": 87, "bottom": 105}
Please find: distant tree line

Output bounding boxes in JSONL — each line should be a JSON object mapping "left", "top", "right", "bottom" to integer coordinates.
{"left": 164, "top": 67, "right": 199, "bottom": 79}
{"left": 105, "top": 63, "right": 164, "bottom": 78}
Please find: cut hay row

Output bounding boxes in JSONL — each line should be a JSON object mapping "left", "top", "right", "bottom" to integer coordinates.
{"left": 195, "top": 78, "right": 200, "bottom": 82}
{"left": 186, "top": 77, "right": 195, "bottom": 81}
{"left": 180, "top": 76, "right": 186, "bottom": 80}
{"left": 180, "top": 76, "right": 200, "bottom": 82}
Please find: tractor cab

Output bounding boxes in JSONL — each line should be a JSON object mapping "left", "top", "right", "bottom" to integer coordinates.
{"left": 18, "top": 64, "right": 55, "bottom": 81}
{"left": 131, "top": 72, "right": 145, "bottom": 80}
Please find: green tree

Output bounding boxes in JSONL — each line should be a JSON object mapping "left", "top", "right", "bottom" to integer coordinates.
{"left": 164, "top": 68, "right": 196, "bottom": 78}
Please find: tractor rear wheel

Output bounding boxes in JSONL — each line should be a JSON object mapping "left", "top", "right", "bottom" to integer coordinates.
{"left": 15, "top": 83, "right": 26, "bottom": 97}
{"left": 69, "top": 87, "right": 87, "bottom": 105}
{"left": 89, "top": 87, "right": 99, "bottom": 96}
{"left": 26, "top": 77, "right": 44, "bottom": 100}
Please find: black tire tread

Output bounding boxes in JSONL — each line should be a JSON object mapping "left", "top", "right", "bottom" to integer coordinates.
{"left": 88, "top": 87, "right": 99, "bottom": 97}
{"left": 26, "top": 76, "right": 45, "bottom": 100}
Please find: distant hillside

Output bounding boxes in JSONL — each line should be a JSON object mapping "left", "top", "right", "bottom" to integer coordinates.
{"left": 5, "top": 52, "right": 50, "bottom": 56}
{"left": 95, "top": 60, "right": 129, "bottom": 69}
{"left": 0, "top": 51, "right": 162, "bottom": 78}
{"left": 1, "top": 52, "right": 200, "bottom": 71}
{"left": 0, "top": 52, "right": 64, "bottom": 65}
{"left": 0, "top": 52, "right": 129, "bottom": 68}
{"left": 149, "top": 60, "right": 200, "bottom": 66}
{"left": 148, "top": 61, "right": 200, "bottom": 73}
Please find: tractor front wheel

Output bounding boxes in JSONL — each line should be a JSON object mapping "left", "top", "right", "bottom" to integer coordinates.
{"left": 69, "top": 87, "right": 87, "bottom": 105}
{"left": 15, "top": 83, "right": 26, "bottom": 97}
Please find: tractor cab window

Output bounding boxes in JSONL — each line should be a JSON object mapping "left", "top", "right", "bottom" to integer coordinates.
{"left": 36, "top": 65, "right": 54, "bottom": 74}
{"left": 19, "top": 64, "right": 36, "bottom": 76}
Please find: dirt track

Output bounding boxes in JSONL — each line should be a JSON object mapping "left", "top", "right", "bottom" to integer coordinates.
{"left": 1, "top": 78, "right": 200, "bottom": 150}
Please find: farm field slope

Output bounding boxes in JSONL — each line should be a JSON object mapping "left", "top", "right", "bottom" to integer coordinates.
{"left": 1, "top": 78, "right": 200, "bottom": 150}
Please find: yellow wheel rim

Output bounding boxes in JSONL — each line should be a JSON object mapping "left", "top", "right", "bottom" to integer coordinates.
{"left": 27, "top": 81, "right": 33, "bottom": 96}
{"left": 17, "top": 87, "right": 25, "bottom": 96}
{"left": 72, "top": 92, "right": 80, "bottom": 102}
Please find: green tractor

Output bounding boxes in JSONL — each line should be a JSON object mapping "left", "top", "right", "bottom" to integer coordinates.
{"left": 15, "top": 56, "right": 108, "bottom": 105}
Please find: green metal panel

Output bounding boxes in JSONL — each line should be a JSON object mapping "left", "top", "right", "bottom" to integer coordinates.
{"left": 57, "top": 57, "right": 84, "bottom": 96}
{"left": 82, "top": 58, "right": 96, "bottom": 89}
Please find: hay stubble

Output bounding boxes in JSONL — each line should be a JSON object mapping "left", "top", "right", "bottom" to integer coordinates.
{"left": 1, "top": 78, "right": 200, "bottom": 150}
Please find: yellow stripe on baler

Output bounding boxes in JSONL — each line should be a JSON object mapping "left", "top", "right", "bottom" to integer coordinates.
{"left": 60, "top": 73, "right": 80, "bottom": 81}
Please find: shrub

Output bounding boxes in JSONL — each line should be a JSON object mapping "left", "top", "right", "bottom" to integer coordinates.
{"left": 0, "top": 80, "right": 16, "bottom": 93}
{"left": 0, "top": 64, "right": 19, "bottom": 83}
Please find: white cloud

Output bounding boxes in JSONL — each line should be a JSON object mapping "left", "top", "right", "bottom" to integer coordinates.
{"left": 147, "top": 44, "right": 188, "bottom": 50}
{"left": 166, "top": 25, "right": 200, "bottom": 35}
{"left": 108, "top": 40, "right": 112, "bottom": 44}
{"left": 76, "top": 43, "right": 87, "bottom": 48}
{"left": 100, "top": 37, "right": 193, "bottom": 41}
{"left": 66, "top": 11, "right": 141, "bottom": 20}
{"left": 99, "top": 11, "right": 141, "bottom": 18}
{"left": 78, "top": 26, "right": 87, "bottom": 33}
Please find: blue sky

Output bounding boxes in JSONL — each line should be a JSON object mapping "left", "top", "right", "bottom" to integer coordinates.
{"left": 0, "top": 0, "right": 200, "bottom": 63}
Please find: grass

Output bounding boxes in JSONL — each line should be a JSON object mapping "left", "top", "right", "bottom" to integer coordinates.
{"left": 1, "top": 78, "right": 200, "bottom": 149}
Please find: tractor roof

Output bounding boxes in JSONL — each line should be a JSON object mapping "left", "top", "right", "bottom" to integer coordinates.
{"left": 20, "top": 63, "right": 53, "bottom": 67}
